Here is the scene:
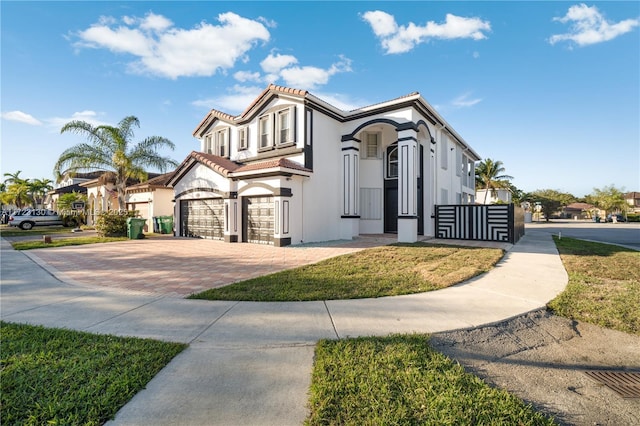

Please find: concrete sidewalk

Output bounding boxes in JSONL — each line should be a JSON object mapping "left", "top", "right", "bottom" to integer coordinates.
{"left": 0, "top": 231, "right": 568, "bottom": 425}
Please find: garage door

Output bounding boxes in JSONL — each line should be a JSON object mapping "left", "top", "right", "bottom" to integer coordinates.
{"left": 180, "top": 198, "right": 224, "bottom": 240}
{"left": 244, "top": 196, "right": 274, "bottom": 244}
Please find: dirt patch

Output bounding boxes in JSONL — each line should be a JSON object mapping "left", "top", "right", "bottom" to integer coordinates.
{"left": 430, "top": 309, "right": 640, "bottom": 426}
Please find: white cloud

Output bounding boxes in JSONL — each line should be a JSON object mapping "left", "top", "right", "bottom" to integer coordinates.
{"left": 233, "top": 70, "right": 262, "bottom": 83}
{"left": 451, "top": 92, "right": 482, "bottom": 108}
{"left": 362, "top": 10, "right": 491, "bottom": 54}
{"left": 46, "top": 111, "right": 109, "bottom": 129}
{"left": 279, "top": 55, "right": 352, "bottom": 89}
{"left": 550, "top": 4, "right": 639, "bottom": 47}
{"left": 192, "top": 85, "right": 264, "bottom": 114}
{"left": 1, "top": 111, "right": 42, "bottom": 126}
{"left": 260, "top": 52, "right": 298, "bottom": 74}
{"left": 73, "top": 11, "right": 270, "bottom": 79}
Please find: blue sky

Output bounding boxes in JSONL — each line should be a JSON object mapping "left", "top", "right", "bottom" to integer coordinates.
{"left": 1, "top": 1, "right": 638, "bottom": 198}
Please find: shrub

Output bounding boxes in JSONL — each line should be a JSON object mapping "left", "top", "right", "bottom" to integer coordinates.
{"left": 95, "top": 211, "right": 137, "bottom": 237}
{"left": 627, "top": 214, "right": 640, "bottom": 222}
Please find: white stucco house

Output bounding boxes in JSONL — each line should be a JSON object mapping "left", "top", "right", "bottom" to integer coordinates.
{"left": 168, "top": 84, "right": 480, "bottom": 246}
{"left": 476, "top": 188, "right": 512, "bottom": 205}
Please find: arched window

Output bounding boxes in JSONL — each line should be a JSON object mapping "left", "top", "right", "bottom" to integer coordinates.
{"left": 386, "top": 144, "right": 398, "bottom": 179}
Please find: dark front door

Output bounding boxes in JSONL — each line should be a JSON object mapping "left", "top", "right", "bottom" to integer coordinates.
{"left": 383, "top": 144, "right": 424, "bottom": 234}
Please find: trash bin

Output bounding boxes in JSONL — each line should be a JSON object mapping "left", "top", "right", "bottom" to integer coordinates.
{"left": 152, "top": 217, "right": 160, "bottom": 233}
{"left": 127, "top": 217, "right": 146, "bottom": 239}
{"left": 158, "top": 215, "right": 174, "bottom": 234}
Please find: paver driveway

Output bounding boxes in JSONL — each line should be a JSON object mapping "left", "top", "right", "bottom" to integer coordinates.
{"left": 25, "top": 236, "right": 397, "bottom": 297}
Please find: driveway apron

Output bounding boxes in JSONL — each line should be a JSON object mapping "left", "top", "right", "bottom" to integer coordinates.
{"left": 0, "top": 231, "right": 568, "bottom": 425}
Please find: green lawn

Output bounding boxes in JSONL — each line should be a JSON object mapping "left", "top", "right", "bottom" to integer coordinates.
{"left": 306, "top": 335, "right": 556, "bottom": 425}
{"left": 190, "top": 243, "right": 504, "bottom": 301}
{"left": 11, "top": 236, "right": 129, "bottom": 250}
{"left": 547, "top": 236, "right": 640, "bottom": 335}
{"left": 0, "top": 321, "right": 186, "bottom": 425}
{"left": 0, "top": 225, "right": 73, "bottom": 237}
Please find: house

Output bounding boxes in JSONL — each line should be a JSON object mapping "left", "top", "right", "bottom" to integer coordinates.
{"left": 562, "top": 202, "right": 603, "bottom": 220}
{"left": 126, "top": 173, "right": 175, "bottom": 232}
{"left": 625, "top": 192, "right": 640, "bottom": 214}
{"left": 168, "top": 84, "right": 480, "bottom": 246}
{"left": 47, "top": 171, "right": 104, "bottom": 211}
{"left": 475, "top": 188, "right": 511, "bottom": 205}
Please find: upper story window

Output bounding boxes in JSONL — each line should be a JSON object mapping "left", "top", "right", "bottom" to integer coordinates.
{"left": 238, "top": 127, "right": 249, "bottom": 150}
{"left": 276, "top": 107, "right": 295, "bottom": 145}
{"left": 259, "top": 115, "right": 272, "bottom": 150}
{"left": 204, "top": 134, "right": 213, "bottom": 154}
{"left": 386, "top": 145, "right": 398, "bottom": 179}
{"left": 362, "top": 132, "right": 380, "bottom": 159}
{"left": 215, "top": 128, "right": 229, "bottom": 157}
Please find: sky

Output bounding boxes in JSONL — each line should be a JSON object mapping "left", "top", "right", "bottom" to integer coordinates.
{"left": 1, "top": 1, "right": 639, "bottom": 198}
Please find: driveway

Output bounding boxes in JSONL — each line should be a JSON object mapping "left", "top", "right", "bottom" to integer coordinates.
{"left": 24, "top": 235, "right": 397, "bottom": 297}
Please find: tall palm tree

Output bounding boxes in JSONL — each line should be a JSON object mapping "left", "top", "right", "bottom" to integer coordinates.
{"left": 55, "top": 116, "right": 178, "bottom": 209}
{"left": 475, "top": 158, "right": 514, "bottom": 204}
{"left": 3, "top": 170, "right": 26, "bottom": 185}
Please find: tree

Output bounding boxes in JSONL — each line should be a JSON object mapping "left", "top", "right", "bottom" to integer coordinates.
{"left": 529, "top": 189, "right": 576, "bottom": 222}
{"left": 55, "top": 116, "right": 178, "bottom": 209}
{"left": 475, "top": 158, "right": 514, "bottom": 204}
{"left": 586, "top": 185, "right": 627, "bottom": 215}
{"left": 29, "top": 178, "right": 53, "bottom": 208}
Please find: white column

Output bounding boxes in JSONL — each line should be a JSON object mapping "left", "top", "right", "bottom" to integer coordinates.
{"left": 340, "top": 136, "right": 360, "bottom": 239}
{"left": 223, "top": 193, "right": 239, "bottom": 243}
{"left": 397, "top": 124, "right": 418, "bottom": 243}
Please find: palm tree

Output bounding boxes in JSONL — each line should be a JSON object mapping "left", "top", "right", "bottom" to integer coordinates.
{"left": 29, "top": 178, "right": 53, "bottom": 208}
{"left": 55, "top": 116, "right": 178, "bottom": 209}
{"left": 475, "top": 158, "right": 514, "bottom": 204}
{"left": 3, "top": 170, "right": 26, "bottom": 185}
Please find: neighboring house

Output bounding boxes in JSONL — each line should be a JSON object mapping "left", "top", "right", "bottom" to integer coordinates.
{"left": 562, "top": 202, "right": 603, "bottom": 220}
{"left": 624, "top": 191, "right": 640, "bottom": 214}
{"left": 80, "top": 176, "right": 120, "bottom": 226}
{"left": 47, "top": 171, "right": 104, "bottom": 211}
{"left": 126, "top": 173, "right": 175, "bottom": 232}
{"left": 475, "top": 188, "right": 511, "bottom": 205}
{"left": 168, "top": 84, "right": 480, "bottom": 246}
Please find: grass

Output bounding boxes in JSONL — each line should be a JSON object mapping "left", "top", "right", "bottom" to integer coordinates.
{"left": 0, "top": 225, "right": 74, "bottom": 237}
{"left": 306, "top": 334, "right": 556, "bottom": 425}
{"left": 547, "top": 236, "right": 640, "bottom": 335}
{"left": 11, "top": 236, "right": 129, "bottom": 250}
{"left": 189, "top": 243, "right": 504, "bottom": 301}
{"left": 0, "top": 321, "right": 187, "bottom": 425}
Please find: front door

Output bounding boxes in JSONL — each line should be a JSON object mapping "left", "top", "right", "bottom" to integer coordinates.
{"left": 383, "top": 144, "right": 424, "bottom": 234}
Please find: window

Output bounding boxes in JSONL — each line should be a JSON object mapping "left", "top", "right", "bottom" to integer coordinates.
{"left": 386, "top": 146, "right": 398, "bottom": 179}
{"left": 204, "top": 134, "right": 213, "bottom": 154}
{"left": 259, "top": 115, "right": 271, "bottom": 149}
{"left": 440, "top": 133, "right": 448, "bottom": 170}
{"left": 238, "top": 127, "right": 248, "bottom": 150}
{"left": 276, "top": 108, "right": 294, "bottom": 145}
{"left": 215, "top": 129, "right": 228, "bottom": 157}
{"left": 362, "top": 132, "right": 380, "bottom": 159}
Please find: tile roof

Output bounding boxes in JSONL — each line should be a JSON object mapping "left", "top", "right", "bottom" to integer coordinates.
{"left": 177, "top": 151, "right": 312, "bottom": 179}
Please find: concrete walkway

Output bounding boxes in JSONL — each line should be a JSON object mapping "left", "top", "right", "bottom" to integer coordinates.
{"left": 0, "top": 231, "right": 568, "bottom": 426}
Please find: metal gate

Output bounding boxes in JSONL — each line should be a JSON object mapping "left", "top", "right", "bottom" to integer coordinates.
{"left": 180, "top": 198, "right": 224, "bottom": 240}
{"left": 243, "top": 196, "right": 274, "bottom": 244}
{"left": 435, "top": 204, "right": 524, "bottom": 244}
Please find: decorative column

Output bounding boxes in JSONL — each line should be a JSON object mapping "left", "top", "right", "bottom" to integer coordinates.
{"left": 223, "top": 191, "right": 239, "bottom": 243}
{"left": 397, "top": 123, "right": 418, "bottom": 243}
{"left": 340, "top": 135, "right": 360, "bottom": 239}
{"left": 273, "top": 188, "right": 292, "bottom": 247}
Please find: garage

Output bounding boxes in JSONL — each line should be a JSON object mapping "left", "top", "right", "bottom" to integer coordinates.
{"left": 180, "top": 198, "right": 224, "bottom": 240}
{"left": 243, "top": 196, "right": 274, "bottom": 244}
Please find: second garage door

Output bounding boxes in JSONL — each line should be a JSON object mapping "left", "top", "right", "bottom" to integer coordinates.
{"left": 180, "top": 198, "right": 224, "bottom": 240}
{"left": 244, "top": 196, "right": 274, "bottom": 244}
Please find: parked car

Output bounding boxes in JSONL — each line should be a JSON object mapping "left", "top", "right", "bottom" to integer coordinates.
{"left": 8, "top": 209, "right": 64, "bottom": 230}
{"left": 606, "top": 214, "right": 627, "bottom": 223}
